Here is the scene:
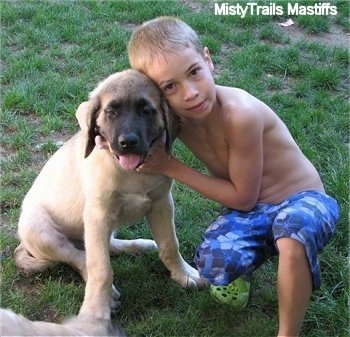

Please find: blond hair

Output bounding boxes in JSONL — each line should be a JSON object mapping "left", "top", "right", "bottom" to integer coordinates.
{"left": 128, "top": 16, "right": 203, "bottom": 74}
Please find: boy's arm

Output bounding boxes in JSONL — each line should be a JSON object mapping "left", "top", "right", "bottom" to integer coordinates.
{"left": 138, "top": 107, "right": 263, "bottom": 211}
{"left": 225, "top": 106, "right": 263, "bottom": 210}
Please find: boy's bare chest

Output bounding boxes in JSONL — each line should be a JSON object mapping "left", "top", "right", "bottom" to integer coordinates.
{"left": 180, "top": 127, "right": 230, "bottom": 179}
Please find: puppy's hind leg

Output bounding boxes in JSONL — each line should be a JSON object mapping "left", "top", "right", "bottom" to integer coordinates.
{"left": 109, "top": 232, "right": 156, "bottom": 312}
{"left": 14, "top": 239, "right": 86, "bottom": 281}
{"left": 15, "top": 208, "right": 87, "bottom": 280}
{"left": 14, "top": 243, "right": 54, "bottom": 274}
{"left": 109, "top": 231, "right": 157, "bottom": 255}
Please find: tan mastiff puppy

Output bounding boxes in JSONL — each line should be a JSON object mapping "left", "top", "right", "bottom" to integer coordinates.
{"left": 10, "top": 70, "right": 205, "bottom": 334}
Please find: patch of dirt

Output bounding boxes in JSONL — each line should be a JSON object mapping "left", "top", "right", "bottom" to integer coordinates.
{"left": 12, "top": 281, "right": 62, "bottom": 322}
{"left": 14, "top": 280, "right": 42, "bottom": 298}
{"left": 179, "top": 0, "right": 209, "bottom": 12}
{"left": 178, "top": 0, "right": 349, "bottom": 49}
{"left": 2, "top": 114, "right": 72, "bottom": 171}
{"left": 277, "top": 22, "right": 349, "bottom": 48}
{"left": 41, "top": 307, "right": 61, "bottom": 323}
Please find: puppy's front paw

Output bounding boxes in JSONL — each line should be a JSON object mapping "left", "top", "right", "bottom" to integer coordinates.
{"left": 171, "top": 262, "right": 208, "bottom": 288}
{"left": 111, "top": 284, "right": 121, "bottom": 313}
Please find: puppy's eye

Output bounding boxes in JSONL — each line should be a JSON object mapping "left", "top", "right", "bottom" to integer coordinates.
{"left": 141, "top": 106, "right": 156, "bottom": 116}
{"left": 142, "top": 108, "right": 152, "bottom": 116}
{"left": 105, "top": 108, "right": 119, "bottom": 118}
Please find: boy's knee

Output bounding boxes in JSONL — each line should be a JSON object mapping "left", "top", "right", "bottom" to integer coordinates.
{"left": 276, "top": 237, "right": 306, "bottom": 260}
{"left": 194, "top": 243, "right": 249, "bottom": 285}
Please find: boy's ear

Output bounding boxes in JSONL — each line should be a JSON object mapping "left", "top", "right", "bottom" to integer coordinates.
{"left": 203, "top": 47, "right": 214, "bottom": 71}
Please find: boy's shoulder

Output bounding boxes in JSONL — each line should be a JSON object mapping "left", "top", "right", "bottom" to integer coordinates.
{"left": 216, "top": 85, "right": 269, "bottom": 120}
{"left": 217, "top": 85, "right": 261, "bottom": 109}
{"left": 216, "top": 84, "right": 248, "bottom": 98}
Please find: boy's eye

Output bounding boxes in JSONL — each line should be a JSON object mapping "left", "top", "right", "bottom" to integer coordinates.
{"left": 164, "top": 83, "right": 175, "bottom": 91}
{"left": 190, "top": 67, "right": 201, "bottom": 76}
{"left": 191, "top": 69, "right": 198, "bottom": 75}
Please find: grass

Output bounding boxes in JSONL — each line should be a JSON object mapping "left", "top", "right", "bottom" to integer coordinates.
{"left": 1, "top": 0, "right": 349, "bottom": 336}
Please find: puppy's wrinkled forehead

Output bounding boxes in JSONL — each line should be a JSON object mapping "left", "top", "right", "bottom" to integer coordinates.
{"left": 92, "top": 70, "right": 161, "bottom": 108}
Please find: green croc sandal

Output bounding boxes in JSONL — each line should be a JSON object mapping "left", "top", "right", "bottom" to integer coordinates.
{"left": 210, "top": 276, "right": 250, "bottom": 309}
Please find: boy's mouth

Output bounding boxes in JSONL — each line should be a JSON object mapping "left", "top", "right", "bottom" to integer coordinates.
{"left": 187, "top": 99, "right": 206, "bottom": 112}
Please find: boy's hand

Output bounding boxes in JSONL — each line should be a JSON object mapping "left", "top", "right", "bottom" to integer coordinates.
{"left": 137, "top": 144, "right": 173, "bottom": 176}
{"left": 95, "top": 135, "right": 108, "bottom": 149}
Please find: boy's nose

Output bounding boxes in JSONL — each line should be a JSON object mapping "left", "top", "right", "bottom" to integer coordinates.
{"left": 183, "top": 83, "right": 199, "bottom": 101}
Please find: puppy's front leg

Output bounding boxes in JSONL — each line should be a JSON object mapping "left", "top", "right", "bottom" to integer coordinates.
{"left": 78, "top": 206, "right": 113, "bottom": 320}
{"left": 147, "top": 193, "right": 206, "bottom": 288}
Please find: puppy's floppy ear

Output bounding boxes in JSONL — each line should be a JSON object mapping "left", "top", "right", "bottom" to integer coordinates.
{"left": 76, "top": 101, "right": 91, "bottom": 132}
{"left": 75, "top": 98, "right": 100, "bottom": 158}
{"left": 161, "top": 97, "right": 181, "bottom": 153}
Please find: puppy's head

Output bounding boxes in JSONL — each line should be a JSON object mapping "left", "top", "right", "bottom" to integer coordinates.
{"left": 76, "top": 70, "right": 180, "bottom": 170}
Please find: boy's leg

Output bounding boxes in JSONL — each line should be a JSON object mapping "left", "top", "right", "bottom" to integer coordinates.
{"left": 276, "top": 237, "right": 312, "bottom": 337}
{"left": 273, "top": 190, "right": 339, "bottom": 337}
{"left": 194, "top": 206, "right": 275, "bottom": 286}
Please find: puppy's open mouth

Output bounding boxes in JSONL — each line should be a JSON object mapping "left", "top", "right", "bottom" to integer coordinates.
{"left": 115, "top": 154, "right": 145, "bottom": 170}
{"left": 110, "top": 132, "right": 165, "bottom": 171}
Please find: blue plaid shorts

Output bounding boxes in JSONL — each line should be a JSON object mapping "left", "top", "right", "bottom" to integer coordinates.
{"left": 194, "top": 190, "right": 339, "bottom": 289}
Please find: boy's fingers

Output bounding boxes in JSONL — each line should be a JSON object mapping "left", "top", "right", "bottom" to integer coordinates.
{"left": 95, "top": 135, "right": 106, "bottom": 149}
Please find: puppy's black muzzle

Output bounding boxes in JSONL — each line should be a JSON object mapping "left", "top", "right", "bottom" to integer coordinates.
{"left": 118, "top": 132, "right": 140, "bottom": 151}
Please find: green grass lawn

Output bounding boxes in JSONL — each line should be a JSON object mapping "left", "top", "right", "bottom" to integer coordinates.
{"left": 1, "top": 1, "right": 349, "bottom": 336}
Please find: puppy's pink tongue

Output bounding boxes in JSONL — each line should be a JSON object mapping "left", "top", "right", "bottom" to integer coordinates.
{"left": 118, "top": 154, "right": 142, "bottom": 170}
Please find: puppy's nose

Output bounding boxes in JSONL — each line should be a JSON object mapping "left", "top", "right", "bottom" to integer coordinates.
{"left": 118, "top": 133, "right": 139, "bottom": 149}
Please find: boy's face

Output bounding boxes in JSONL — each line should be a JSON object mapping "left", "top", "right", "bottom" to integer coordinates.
{"left": 145, "top": 47, "right": 216, "bottom": 121}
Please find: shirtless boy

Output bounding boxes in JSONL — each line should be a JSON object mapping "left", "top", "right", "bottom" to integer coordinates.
{"left": 125, "top": 17, "right": 339, "bottom": 337}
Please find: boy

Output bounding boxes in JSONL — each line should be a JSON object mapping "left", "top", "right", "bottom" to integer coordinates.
{"left": 126, "top": 17, "right": 339, "bottom": 336}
